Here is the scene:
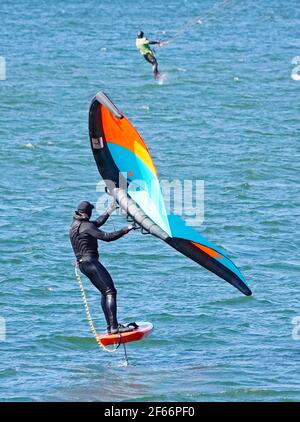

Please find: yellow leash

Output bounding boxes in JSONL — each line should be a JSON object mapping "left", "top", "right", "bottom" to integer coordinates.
{"left": 74, "top": 263, "right": 120, "bottom": 353}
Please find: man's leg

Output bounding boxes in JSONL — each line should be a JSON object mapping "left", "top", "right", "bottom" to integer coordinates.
{"left": 80, "top": 259, "right": 118, "bottom": 331}
{"left": 144, "top": 53, "right": 159, "bottom": 77}
{"left": 101, "top": 294, "right": 111, "bottom": 332}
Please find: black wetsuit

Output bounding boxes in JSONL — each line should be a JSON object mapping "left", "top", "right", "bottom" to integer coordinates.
{"left": 69, "top": 210, "right": 127, "bottom": 331}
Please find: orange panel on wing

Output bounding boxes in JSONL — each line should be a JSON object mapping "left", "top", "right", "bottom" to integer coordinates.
{"left": 100, "top": 106, "right": 158, "bottom": 177}
{"left": 191, "top": 242, "right": 222, "bottom": 259}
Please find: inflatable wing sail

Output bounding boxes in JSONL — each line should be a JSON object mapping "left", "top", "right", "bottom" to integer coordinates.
{"left": 89, "top": 92, "right": 252, "bottom": 296}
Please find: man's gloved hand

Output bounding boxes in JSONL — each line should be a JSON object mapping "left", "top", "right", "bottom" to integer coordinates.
{"left": 108, "top": 201, "right": 118, "bottom": 213}
{"left": 123, "top": 224, "right": 139, "bottom": 233}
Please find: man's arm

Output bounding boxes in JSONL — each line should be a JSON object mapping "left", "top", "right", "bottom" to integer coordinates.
{"left": 86, "top": 224, "right": 131, "bottom": 242}
{"left": 149, "top": 40, "right": 160, "bottom": 46}
{"left": 92, "top": 202, "right": 117, "bottom": 228}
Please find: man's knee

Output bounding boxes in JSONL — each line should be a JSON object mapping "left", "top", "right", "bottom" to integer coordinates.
{"left": 104, "top": 286, "right": 117, "bottom": 297}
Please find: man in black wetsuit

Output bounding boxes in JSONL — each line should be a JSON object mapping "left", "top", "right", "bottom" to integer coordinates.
{"left": 69, "top": 200, "right": 135, "bottom": 334}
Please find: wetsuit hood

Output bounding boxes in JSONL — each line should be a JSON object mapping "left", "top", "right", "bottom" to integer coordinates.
{"left": 77, "top": 201, "right": 94, "bottom": 218}
{"left": 74, "top": 212, "right": 89, "bottom": 221}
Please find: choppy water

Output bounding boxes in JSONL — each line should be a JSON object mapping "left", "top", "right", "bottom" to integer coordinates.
{"left": 1, "top": 0, "right": 300, "bottom": 402}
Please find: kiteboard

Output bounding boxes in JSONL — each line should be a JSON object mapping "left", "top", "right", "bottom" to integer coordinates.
{"left": 96, "top": 322, "right": 153, "bottom": 347}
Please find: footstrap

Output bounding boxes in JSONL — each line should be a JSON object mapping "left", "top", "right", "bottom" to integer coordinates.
{"left": 126, "top": 322, "right": 139, "bottom": 330}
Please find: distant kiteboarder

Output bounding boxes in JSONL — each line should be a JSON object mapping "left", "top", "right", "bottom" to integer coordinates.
{"left": 69, "top": 200, "right": 137, "bottom": 334}
{"left": 136, "top": 31, "right": 161, "bottom": 79}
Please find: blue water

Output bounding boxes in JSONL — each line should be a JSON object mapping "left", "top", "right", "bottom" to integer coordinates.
{"left": 1, "top": 0, "right": 300, "bottom": 402}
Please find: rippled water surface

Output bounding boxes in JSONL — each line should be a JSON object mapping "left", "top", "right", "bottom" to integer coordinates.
{"left": 1, "top": 0, "right": 300, "bottom": 401}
